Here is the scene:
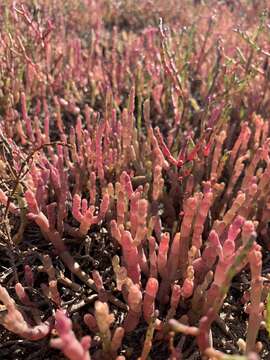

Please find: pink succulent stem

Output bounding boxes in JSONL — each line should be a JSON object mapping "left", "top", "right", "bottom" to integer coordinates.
{"left": 121, "top": 230, "right": 141, "bottom": 284}
{"left": 143, "top": 278, "right": 159, "bottom": 322}
{"left": 123, "top": 285, "right": 142, "bottom": 332}
{"left": 0, "top": 285, "right": 51, "bottom": 340}
{"left": 51, "top": 310, "right": 91, "bottom": 360}
{"left": 246, "top": 248, "right": 264, "bottom": 353}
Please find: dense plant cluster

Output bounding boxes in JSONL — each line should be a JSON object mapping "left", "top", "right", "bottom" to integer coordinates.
{"left": 1, "top": 1, "right": 270, "bottom": 359}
